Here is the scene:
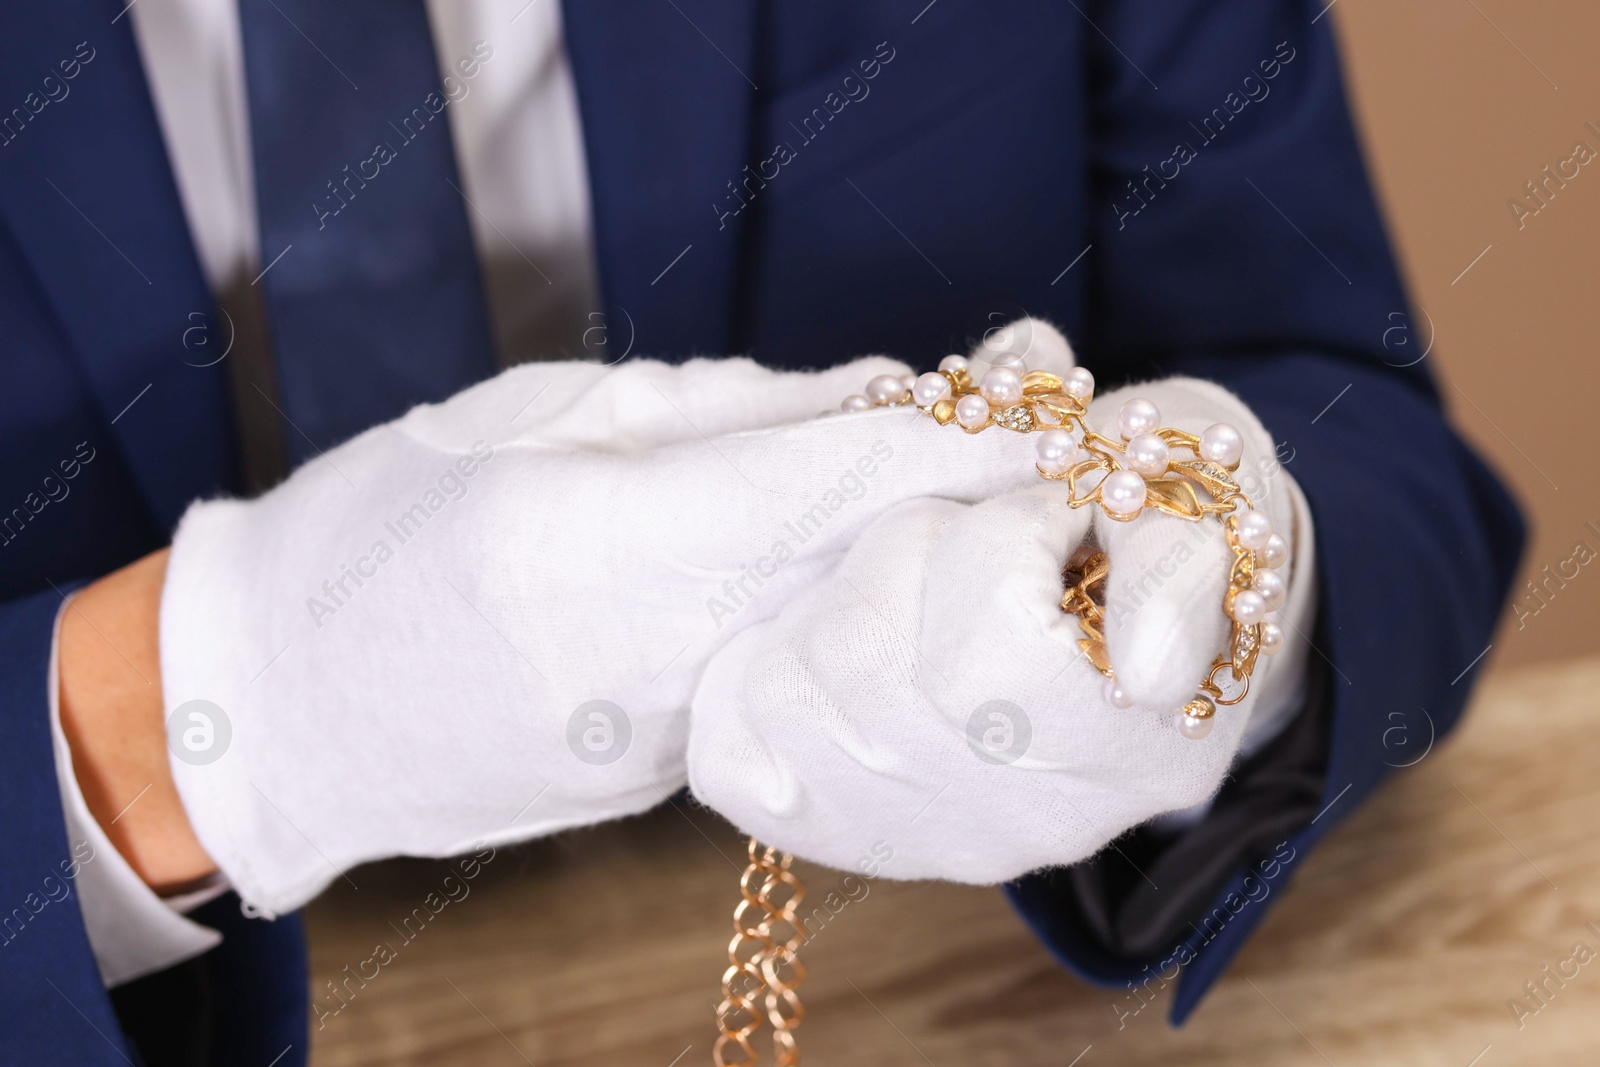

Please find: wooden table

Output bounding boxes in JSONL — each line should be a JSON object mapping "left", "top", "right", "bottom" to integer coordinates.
{"left": 306, "top": 656, "right": 1600, "bottom": 1066}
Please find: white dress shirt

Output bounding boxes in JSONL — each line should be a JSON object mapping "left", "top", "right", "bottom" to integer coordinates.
{"left": 57, "top": 0, "right": 597, "bottom": 986}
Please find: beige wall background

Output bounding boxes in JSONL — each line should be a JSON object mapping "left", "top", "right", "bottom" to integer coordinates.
{"left": 1331, "top": 0, "right": 1600, "bottom": 668}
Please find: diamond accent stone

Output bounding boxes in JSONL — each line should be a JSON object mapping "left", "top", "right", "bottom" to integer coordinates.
{"left": 993, "top": 405, "right": 1036, "bottom": 432}
{"left": 1175, "top": 459, "right": 1241, "bottom": 499}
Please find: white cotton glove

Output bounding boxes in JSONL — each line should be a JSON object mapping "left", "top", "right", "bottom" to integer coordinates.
{"left": 688, "top": 332, "right": 1316, "bottom": 885}
{"left": 160, "top": 355, "right": 1044, "bottom": 916}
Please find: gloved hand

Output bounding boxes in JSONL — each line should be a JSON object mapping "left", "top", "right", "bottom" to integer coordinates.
{"left": 687, "top": 337, "right": 1315, "bottom": 885}
{"left": 160, "top": 354, "right": 1044, "bottom": 916}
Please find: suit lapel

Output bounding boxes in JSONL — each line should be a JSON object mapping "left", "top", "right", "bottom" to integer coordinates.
{"left": 0, "top": 0, "right": 237, "bottom": 526}
{"left": 562, "top": 0, "right": 758, "bottom": 359}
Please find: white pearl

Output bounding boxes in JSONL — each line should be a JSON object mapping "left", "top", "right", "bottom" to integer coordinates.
{"left": 1198, "top": 423, "right": 1244, "bottom": 467}
{"left": 1260, "top": 533, "right": 1289, "bottom": 570}
{"left": 1177, "top": 712, "right": 1215, "bottom": 740}
{"left": 1105, "top": 678, "right": 1135, "bottom": 709}
{"left": 1124, "top": 432, "right": 1170, "bottom": 477}
{"left": 1035, "top": 428, "right": 1082, "bottom": 473}
{"left": 911, "top": 371, "right": 952, "bottom": 407}
{"left": 1117, "top": 398, "right": 1161, "bottom": 440}
{"left": 841, "top": 394, "right": 872, "bottom": 413}
{"left": 979, "top": 366, "right": 1023, "bottom": 405}
{"left": 866, "top": 374, "right": 908, "bottom": 406}
{"left": 1253, "top": 569, "right": 1286, "bottom": 610}
{"left": 1260, "top": 621, "right": 1285, "bottom": 655}
{"left": 1064, "top": 367, "right": 1095, "bottom": 400}
{"left": 1234, "top": 510, "right": 1273, "bottom": 550}
{"left": 1101, "top": 470, "right": 1146, "bottom": 516}
{"left": 955, "top": 393, "right": 990, "bottom": 429}
{"left": 938, "top": 354, "right": 968, "bottom": 374}
{"left": 1230, "top": 589, "right": 1267, "bottom": 625}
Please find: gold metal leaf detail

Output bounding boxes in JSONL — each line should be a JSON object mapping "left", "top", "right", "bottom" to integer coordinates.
{"left": 1035, "top": 395, "right": 1086, "bottom": 422}
{"left": 1172, "top": 459, "right": 1241, "bottom": 501}
{"left": 1021, "top": 371, "right": 1064, "bottom": 393}
{"left": 1229, "top": 545, "right": 1255, "bottom": 589}
{"left": 1143, "top": 477, "right": 1207, "bottom": 520}
{"left": 1081, "top": 638, "right": 1113, "bottom": 675}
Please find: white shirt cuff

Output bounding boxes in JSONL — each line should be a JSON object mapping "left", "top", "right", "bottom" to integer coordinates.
{"left": 48, "top": 599, "right": 224, "bottom": 988}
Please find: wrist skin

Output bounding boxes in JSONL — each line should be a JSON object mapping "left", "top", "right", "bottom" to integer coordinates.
{"left": 57, "top": 548, "right": 217, "bottom": 894}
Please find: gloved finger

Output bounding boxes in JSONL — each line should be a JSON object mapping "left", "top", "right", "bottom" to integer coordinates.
{"left": 610, "top": 401, "right": 1044, "bottom": 579}
{"left": 429, "top": 402, "right": 1039, "bottom": 724}
{"left": 535, "top": 355, "right": 916, "bottom": 448}
{"left": 690, "top": 486, "right": 1237, "bottom": 885}
{"left": 397, "top": 354, "right": 913, "bottom": 455}
{"left": 918, "top": 485, "right": 1237, "bottom": 793}
{"left": 688, "top": 497, "right": 964, "bottom": 874}
{"left": 917, "top": 485, "right": 1102, "bottom": 758}
{"left": 1090, "top": 378, "right": 1294, "bottom": 711}
{"left": 1097, "top": 505, "right": 1235, "bottom": 712}
{"left": 965, "top": 316, "right": 1077, "bottom": 382}
{"left": 688, "top": 494, "right": 1114, "bottom": 885}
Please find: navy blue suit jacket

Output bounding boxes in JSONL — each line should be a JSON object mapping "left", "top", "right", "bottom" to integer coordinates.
{"left": 0, "top": 0, "right": 1521, "bottom": 1062}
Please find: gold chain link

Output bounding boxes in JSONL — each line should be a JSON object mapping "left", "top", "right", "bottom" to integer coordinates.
{"left": 714, "top": 839, "right": 806, "bottom": 1067}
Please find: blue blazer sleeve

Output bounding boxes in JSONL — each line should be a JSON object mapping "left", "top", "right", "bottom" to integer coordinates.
{"left": 1007, "top": 0, "right": 1525, "bottom": 1023}
{"left": 0, "top": 589, "right": 142, "bottom": 1066}
{"left": 0, "top": 581, "right": 309, "bottom": 1066}
{"left": 0, "top": 6, "right": 308, "bottom": 1055}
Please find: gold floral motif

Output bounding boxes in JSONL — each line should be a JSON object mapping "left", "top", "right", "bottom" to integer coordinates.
{"left": 917, "top": 365, "right": 1270, "bottom": 711}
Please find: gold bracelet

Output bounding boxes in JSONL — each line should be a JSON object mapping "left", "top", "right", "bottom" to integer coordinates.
{"left": 842, "top": 356, "right": 1288, "bottom": 740}
{"left": 710, "top": 355, "right": 1289, "bottom": 1066}
{"left": 714, "top": 840, "right": 805, "bottom": 1067}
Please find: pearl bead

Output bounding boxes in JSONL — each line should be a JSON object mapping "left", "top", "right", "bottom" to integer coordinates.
{"left": 979, "top": 366, "right": 1023, "bottom": 405}
{"left": 1198, "top": 423, "right": 1244, "bottom": 467}
{"left": 1064, "top": 367, "right": 1095, "bottom": 401}
{"left": 866, "top": 374, "right": 909, "bottom": 406}
{"left": 1233, "top": 510, "right": 1273, "bottom": 551}
{"left": 1035, "top": 428, "right": 1082, "bottom": 473}
{"left": 938, "top": 354, "right": 968, "bottom": 374}
{"left": 1105, "top": 678, "right": 1135, "bottom": 709}
{"left": 1101, "top": 470, "right": 1146, "bottom": 516}
{"left": 1124, "top": 432, "right": 1170, "bottom": 477}
{"left": 912, "top": 371, "right": 952, "bottom": 407}
{"left": 1260, "top": 620, "right": 1285, "bottom": 655}
{"left": 1117, "top": 398, "right": 1161, "bottom": 440}
{"left": 1260, "top": 533, "right": 1289, "bottom": 570}
{"left": 841, "top": 394, "right": 872, "bottom": 413}
{"left": 1253, "top": 569, "right": 1286, "bottom": 610}
{"left": 955, "top": 393, "right": 990, "bottom": 429}
{"left": 1230, "top": 589, "right": 1267, "bottom": 625}
{"left": 1177, "top": 712, "right": 1214, "bottom": 740}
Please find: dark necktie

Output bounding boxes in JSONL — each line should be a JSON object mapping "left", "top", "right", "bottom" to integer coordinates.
{"left": 238, "top": 0, "right": 495, "bottom": 461}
